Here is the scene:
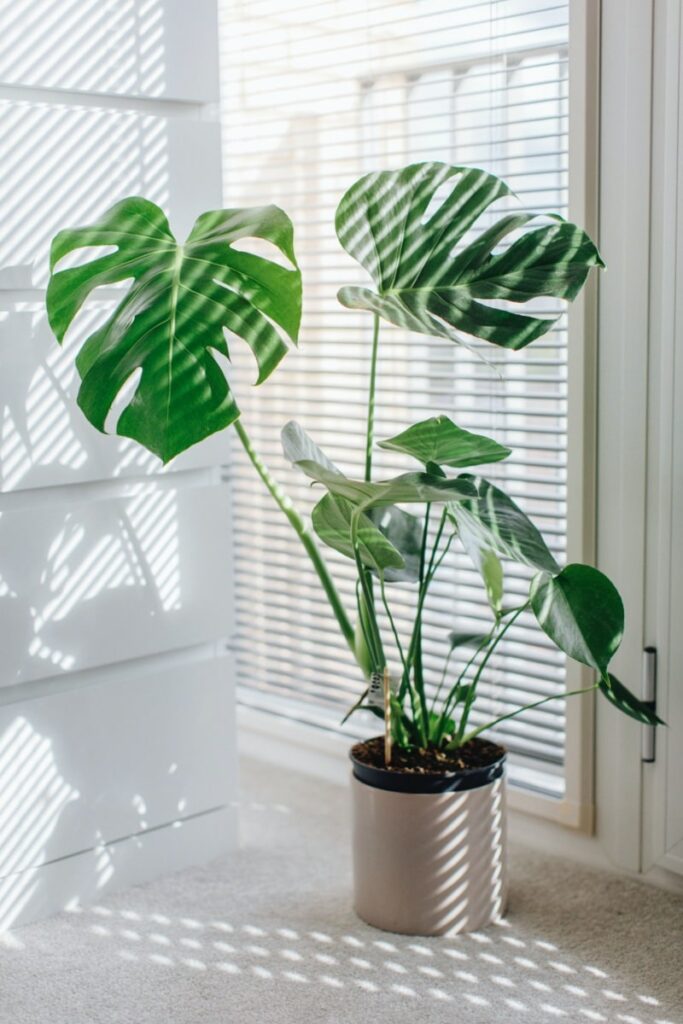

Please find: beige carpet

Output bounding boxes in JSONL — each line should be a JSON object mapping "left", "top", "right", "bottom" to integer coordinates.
{"left": 1, "top": 757, "right": 681, "bottom": 1024}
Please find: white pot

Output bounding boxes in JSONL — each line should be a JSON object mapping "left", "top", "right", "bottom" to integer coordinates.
{"left": 350, "top": 756, "right": 507, "bottom": 936}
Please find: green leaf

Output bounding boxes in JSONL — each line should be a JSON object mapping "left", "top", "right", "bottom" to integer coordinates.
{"left": 281, "top": 419, "right": 340, "bottom": 475}
{"left": 449, "top": 476, "right": 559, "bottom": 575}
{"left": 448, "top": 630, "right": 491, "bottom": 651}
{"left": 599, "top": 673, "right": 665, "bottom": 726}
{"left": 46, "top": 197, "right": 301, "bottom": 463}
{"left": 304, "top": 463, "right": 476, "bottom": 510}
{"left": 282, "top": 421, "right": 477, "bottom": 510}
{"left": 379, "top": 415, "right": 511, "bottom": 469}
{"left": 336, "top": 162, "right": 603, "bottom": 351}
{"left": 475, "top": 546, "right": 504, "bottom": 618}
{"left": 367, "top": 506, "right": 422, "bottom": 582}
{"left": 530, "top": 565, "right": 624, "bottom": 673}
{"left": 312, "top": 493, "right": 405, "bottom": 574}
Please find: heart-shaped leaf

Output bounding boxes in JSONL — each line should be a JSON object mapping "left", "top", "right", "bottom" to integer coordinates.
{"left": 47, "top": 198, "right": 302, "bottom": 462}
{"left": 311, "top": 493, "right": 405, "bottom": 574}
{"left": 336, "top": 162, "right": 603, "bottom": 350}
{"left": 530, "top": 564, "right": 624, "bottom": 673}
{"left": 379, "top": 415, "right": 511, "bottom": 469}
{"left": 449, "top": 476, "right": 559, "bottom": 575}
{"left": 598, "top": 673, "right": 665, "bottom": 726}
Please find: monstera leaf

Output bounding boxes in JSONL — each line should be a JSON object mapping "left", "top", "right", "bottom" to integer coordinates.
{"left": 530, "top": 564, "right": 624, "bottom": 673}
{"left": 336, "top": 162, "right": 603, "bottom": 350}
{"left": 449, "top": 476, "right": 560, "bottom": 575}
{"left": 311, "top": 494, "right": 405, "bottom": 575}
{"left": 457, "top": 525, "right": 505, "bottom": 618}
{"left": 367, "top": 506, "right": 422, "bottom": 582}
{"left": 599, "top": 673, "right": 664, "bottom": 727}
{"left": 379, "top": 415, "right": 510, "bottom": 469}
{"left": 447, "top": 630, "right": 491, "bottom": 651}
{"left": 47, "top": 197, "right": 302, "bottom": 462}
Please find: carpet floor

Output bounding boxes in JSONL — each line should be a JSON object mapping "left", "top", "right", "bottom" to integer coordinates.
{"left": 1, "top": 757, "right": 682, "bottom": 1024}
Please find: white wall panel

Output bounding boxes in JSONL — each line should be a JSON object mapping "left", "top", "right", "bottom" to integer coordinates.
{"left": 0, "top": 0, "right": 219, "bottom": 103}
{"left": 0, "top": 482, "right": 233, "bottom": 688}
{"left": 0, "top": 655, "right": 237, "bottom": 928}
{"left": 0, "top": 106, "right": 222, "bottom": 290}
{"left": 0, "top": 0, "right": 235, "bottom": 928}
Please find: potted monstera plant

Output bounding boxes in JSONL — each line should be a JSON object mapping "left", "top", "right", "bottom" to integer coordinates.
{"left": 46, "top": 162, "right": 662, "bottom": 936}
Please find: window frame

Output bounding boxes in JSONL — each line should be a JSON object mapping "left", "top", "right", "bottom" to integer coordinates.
{"left": 227, "top": 0, "right": 603, "bottom": 829}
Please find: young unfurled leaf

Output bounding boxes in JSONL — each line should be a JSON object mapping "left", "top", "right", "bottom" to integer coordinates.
{"left": 530, "top": 565, "right": 624, "bottom": 673}
{"left": 379, "top": 415, "right": 511, "bottom": 469}
{"left": 47, "top": 198, "right": 302, "bottom": 462}
{"left": 599, "top": 673, "right": 665, "bottom": 726}
{"left": 336, "top": 162, "right": 603, "bottom": 350}
{"left": 449, "top": 476, "right": 560, "bottom": 575}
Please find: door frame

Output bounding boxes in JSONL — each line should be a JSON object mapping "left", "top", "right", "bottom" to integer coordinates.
{"left": 642, "top": 0, "right": 683, "bottom": 876}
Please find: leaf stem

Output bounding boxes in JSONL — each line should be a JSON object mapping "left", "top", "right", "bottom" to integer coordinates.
{"left": 455, "top": 683, "right": 599, "bottom": 748}
{"left": 364, "top": 313, "right": 381, "bottom": 482}
{"left": 448, "top": 604, "right": 528, "bottom": 746}
{"left": 233, "top": 417, "right": 356, "bottom": 656}
{"left": 413, "top": 503, "right": 432, "bottom": 733}
{"left": 379, "top": 576, "right": 408, "bottom": 678}
{"left": 350, "top": 511, "right": 384, "bottom": 669}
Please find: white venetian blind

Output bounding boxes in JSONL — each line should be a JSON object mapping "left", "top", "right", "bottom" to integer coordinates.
{"left": 219, "top": 0, "right": 570, "bottom": 765}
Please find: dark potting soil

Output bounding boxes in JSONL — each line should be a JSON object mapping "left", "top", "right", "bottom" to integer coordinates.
{"left": 351, "top": 735, "right": 505, "bottom": 776}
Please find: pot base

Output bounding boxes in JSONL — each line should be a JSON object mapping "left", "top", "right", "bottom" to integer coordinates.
{"left": 351, "top": 773, "right": 507, "bottom": 936}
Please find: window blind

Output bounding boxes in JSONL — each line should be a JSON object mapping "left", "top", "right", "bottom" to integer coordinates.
{"left": 219, "top": 0, "right": 570, "bottom": 766}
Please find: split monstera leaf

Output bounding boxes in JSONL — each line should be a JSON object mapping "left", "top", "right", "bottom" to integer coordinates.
{"left": 45, "top": 162, "right": 602, "bottom": 464}
{"left": 46, "top": 197, "right": 301, "bottom": 462}
{"left": 335, "top": 162, "right": 604, "bottom": 351}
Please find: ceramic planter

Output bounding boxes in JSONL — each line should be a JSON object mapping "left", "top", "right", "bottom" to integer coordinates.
{"left": 350, "top": 746, "right": 507, "bottom": 936}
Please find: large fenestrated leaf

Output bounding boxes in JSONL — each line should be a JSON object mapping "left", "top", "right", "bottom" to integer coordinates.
{"left": 448, "top": 476, "right": 559, "bottom": 575}
{"left": 530, "top": 564, "right": 624, "bottom": 673}
{"left": 379, "top": 415, "right": 510, "bottom": 469}
{"left": 336, "top": 162, "right": 603, "bottom": 350}
{"left": 282, "top": 420, "right": 476, "bottom": 510}
{"left": 312, "top": 493, "right": 405, "bottom": 574}
{"left": 47, "top": 197, "right": 302, "bottom": 462}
